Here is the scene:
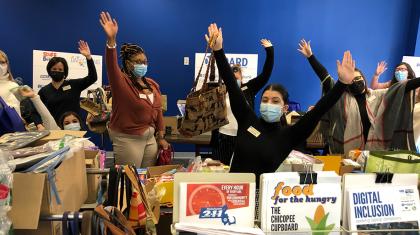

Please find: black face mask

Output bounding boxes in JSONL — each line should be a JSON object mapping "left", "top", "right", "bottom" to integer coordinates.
{"left": 50, "top": 71, "right": 65, "bottom": 82}
{"left": 348, "top": 80, "right": 365, "bottom": 95}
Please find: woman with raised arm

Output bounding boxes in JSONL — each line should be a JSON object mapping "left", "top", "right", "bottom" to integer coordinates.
{"left": 298, "top": 39, "right": 420, "bottom": 154}
{"left": 213, "top": 39, "right": 274, "bottom": 165}
{"left": 99, "top": 12, "right": 168, "bottom": 167}
{"left": 206, "top": 23, "right": 353, "bottom": 178}
{"left": 38, "top": 41, "right": 98, "bottom": 122}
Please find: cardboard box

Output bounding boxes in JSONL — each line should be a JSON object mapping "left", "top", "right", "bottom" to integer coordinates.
{"left": 163, "top": 116, "right": 180, "bottom": 135}
{"left": 9, "top": 147, "right": 88, "bottom": 229}
{"left": 314, "top": 155, "right": 343, "bottom": 174}
{"left": 147, "top": 164, "right": 181, "bottom": 178}
{"left": 339, "top": 164, "right": 355, "bottom": 176}
{"left": 85, "top": 149, "right": 101, "bottom": 204}
{"left": 147, "top": 165, "right": 181, "bottom": 205}
{"left": 276, "top": 159, "right": 324, "bottom": 172}
{"left": 32, "top": 130, "right": 87, "bottom": 146}
{"left": 15, "top": 221, "right": 61, "bottom": 235}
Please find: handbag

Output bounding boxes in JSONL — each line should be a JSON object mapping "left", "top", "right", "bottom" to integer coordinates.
{"left": 81, "top": 88, "right": 111, "bottom": 123}
{"left": 104, "top": 165, "right": 158, "bottom": 233}
{"left": 81, "top": 88, "right": 111, "bottom": 133}
{"left": 179, "top": 38, "right": 228, "bottom": 136}
{"left": 365, "top": 150, "right": 420, "bottom": 180}
{"left": 0, "top": 96, "right": 25, "bottom": 135}
{"left": 157, "top": 145, "right": 174, "bottom": 165}
{"left": 92, "top": 205, "right": 136, "bottom": 235}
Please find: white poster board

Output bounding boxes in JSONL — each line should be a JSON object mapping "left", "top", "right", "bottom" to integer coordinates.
{"left": 347, "top": 185, "right": 420, "bottom": 233}
{"left": 402, "top": 56, "right": 420, "bottom": 77}
{"left": 33, "top": 50, "right": 102, "bottom": 97}
{"left": 194, "top": 53, "right": 258, "bottom": 90}
{"left": 259, "top": 171, "right": 341, "bottom": 234}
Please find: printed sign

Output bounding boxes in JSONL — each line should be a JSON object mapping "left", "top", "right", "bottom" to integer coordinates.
{"left": 260, "top": 172, "right": 341, "bottom": 234}
{"left": 179, "top": 182, "right": 255, "bottom": 227}
{"left": 347, "top": 185, "right": 420, "bottom": 233}
{"left": 402, "top": 56, "right": 420, "bottom": 78}
{"left": 194, "top": 53, "right": 258, "bottom": 90}
{"left": 33, "top": 50, "right": 103, "bottom": 97}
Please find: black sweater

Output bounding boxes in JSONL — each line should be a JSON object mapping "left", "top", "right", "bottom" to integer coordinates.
{"left": 307, "top": 54, "right": 420, "bottom": 143}
{"left": 214, "top": 49, "right": 346, "bottom": 179}
{"left": 39, "top": 58, "right": 97, "bottom": 122}
{"left": 240, "top": 46, "right": 274, "bottom": 110}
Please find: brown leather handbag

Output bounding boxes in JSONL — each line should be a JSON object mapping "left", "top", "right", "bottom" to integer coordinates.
{"left": 179, "top": 41, "right": 228, "bottom": 136}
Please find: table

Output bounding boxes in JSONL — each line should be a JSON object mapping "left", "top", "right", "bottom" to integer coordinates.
{"left": 165, "top": 134, "right": 211, "bottom": 156}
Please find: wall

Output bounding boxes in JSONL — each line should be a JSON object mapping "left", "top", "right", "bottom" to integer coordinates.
{"left": 0, "top": 0, "right": 418, "bottom": 149}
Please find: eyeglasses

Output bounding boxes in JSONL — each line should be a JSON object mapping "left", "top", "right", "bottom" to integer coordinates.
{"left": 395, "top": 67, "right": 408, "bottom": 72}
{"left": 353, "top": 76, "right": 364, "bottom": 82}
{"left": 232, "top": 67, "right": 240, "bottom": 73}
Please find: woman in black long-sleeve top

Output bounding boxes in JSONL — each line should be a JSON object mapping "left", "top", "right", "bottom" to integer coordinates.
{"left": 206, "top": 24, "right": 354, "bottom": 179}
{"left": 213, "top": 39, "right": 274, "bottom": 165}
{"left": 39, "top": 40, "right": 98, "bottom": 122}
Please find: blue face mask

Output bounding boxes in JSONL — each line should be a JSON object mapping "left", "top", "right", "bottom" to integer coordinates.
{"left": 395, "top": 71, "right": 408, "bottom": 81}
{"left": 133, "top": 64, "right": 148, "bottom": 77}
{"left": 236, "top": 80, "right": 241, "bottom": 87}
{"left": 260, "top": 103, "right": 283, "bottom": 123}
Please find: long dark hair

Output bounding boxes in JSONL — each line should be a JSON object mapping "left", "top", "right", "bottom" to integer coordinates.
{"left": 262, "top": 84, "right": 289, "bottom": 126}
{"left": 390, "top": 62, "right": 416, "bottom": 85}
{"left": 120, "top": 43, "right": 151, "bottom": 91}
{"left": 58, "top": 111, "right": 83, "bottom": 130}
{"left": 346, "top": 68, "right": 370, "bottom": 95}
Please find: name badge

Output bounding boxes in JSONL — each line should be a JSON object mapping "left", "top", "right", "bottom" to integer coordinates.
{"left": 62, "top": 85, "right": 71, "bottom": 91}
{"left": 247, "top": 126, "right": 261, "bottom": 138}
{"left": 241, "top": 86, "right": 248, "bottom": 91}
{"left": 139, "top": 94, "right": 147, "bottom": 99}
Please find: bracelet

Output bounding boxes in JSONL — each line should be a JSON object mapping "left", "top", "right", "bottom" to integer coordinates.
{"left": 106, "top": 42, "right": 117, "bottom": 48}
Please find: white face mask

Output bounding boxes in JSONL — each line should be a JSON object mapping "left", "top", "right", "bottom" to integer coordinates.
{"left": 64, "top": 122, "right": 81, "bottom": 131}
{"left": 0, "top": 64, "right": 8, "bottom": 77}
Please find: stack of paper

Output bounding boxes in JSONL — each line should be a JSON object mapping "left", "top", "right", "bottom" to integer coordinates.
{"left": 174, "top": 222, "right": 264, "bottom": 235}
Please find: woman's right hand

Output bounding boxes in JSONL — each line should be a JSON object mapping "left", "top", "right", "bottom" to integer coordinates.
{"left": 100, "top": 12, "right": 118, "bottom": 45}
{"left": 336, "top": 50, "right": 355, "bottom": 85}
{"left": 19, "top": 86, "right": 36, "bottom": 98}
{"left": 297, "top": 39, "right": 312, "bottom": 58}
{"left": 375, "top": 61, "right": 387, "bottom": 77}
{"left": 205, "top": 23, "right": 223, "bottom": 51}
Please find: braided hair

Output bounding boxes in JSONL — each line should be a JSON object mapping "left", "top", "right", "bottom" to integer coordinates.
{"left": 120, "top": 43, "right": 151, "bottom": 91}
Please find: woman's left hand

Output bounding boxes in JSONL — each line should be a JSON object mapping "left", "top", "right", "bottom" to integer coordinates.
{"left": 159, "top": 138, "right": 170, "bottom": 150}
{"left": 78, "top": 40, "right": 92, "bottom": 60}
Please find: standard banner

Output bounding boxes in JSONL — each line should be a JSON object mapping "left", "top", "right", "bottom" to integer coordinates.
{"left": 33, "top": 50, "right": 103, "bottom": 97}
{"left": 194, "top": 53, "right": 258, "bottom": 90}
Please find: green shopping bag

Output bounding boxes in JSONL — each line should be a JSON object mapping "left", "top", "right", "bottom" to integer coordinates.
{"left": 365, "top": 151, "right": 420, "bottom": 180}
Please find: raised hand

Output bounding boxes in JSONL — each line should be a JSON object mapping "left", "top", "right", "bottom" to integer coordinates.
{"left": 336, "top": 51, "right": 355, "bottom": 85}
{"left": 260, "top": 39, "right": 273, "bottom": 48}
{"left": 297, "top": 39, "right": 312, "bottom": 58}
{"left": 205, "top": 23, "right": 223, "bottom": 51}
{"left": 78, "top": 40, "right": 92, "bottom": 59}
{"left": 99, "top": 11, "right": 118, "bottom": 46}
{"left": 19, "top": 86, "right": 35, "bottom": 98}
{"left": 375, "top": 61, "right": 387, "bottom": 76}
